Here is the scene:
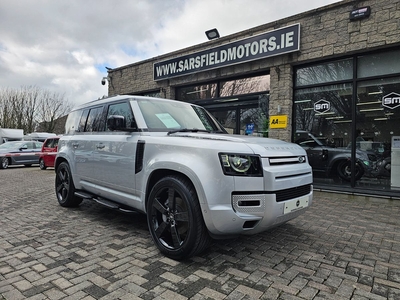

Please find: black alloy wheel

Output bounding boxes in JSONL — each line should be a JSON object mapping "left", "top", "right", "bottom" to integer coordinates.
{"left": 55, "top": 162, "right": 82, "bottom": 207}
{"left": 337, "top": 160, "right": 364, "bottom": 181}
{"left": 147, "top": 175, "right": 210, "bottom": 260}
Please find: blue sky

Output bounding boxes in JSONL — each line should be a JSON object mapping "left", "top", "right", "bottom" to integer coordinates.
{"left": 0, "top": 0, "right": 341, "bottom": 106}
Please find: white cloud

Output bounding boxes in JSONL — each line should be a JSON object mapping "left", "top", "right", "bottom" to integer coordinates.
{"left": 0, "top": 0, "right": 341, "bottom": 107}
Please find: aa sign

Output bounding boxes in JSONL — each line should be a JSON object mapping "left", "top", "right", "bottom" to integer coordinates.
{"left": 269, "top": 115, "right": 288, "bottom": 129}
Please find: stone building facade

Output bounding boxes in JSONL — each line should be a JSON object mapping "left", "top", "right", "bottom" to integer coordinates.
{"left": 106, "top": 0, "right": 400, "bottom": 197}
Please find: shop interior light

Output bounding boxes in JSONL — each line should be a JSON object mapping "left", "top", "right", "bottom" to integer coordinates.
{"left": 325, "top": 116, "right": 344, "bottom": 120}
{"left": 357, "top": 101, "right": 381, "bottom": 106}
{"left": 303, "top": 108, "right": 314, "bottom": 111}
{"left": 294, "top": 99, "right": 312, "bottom": 103}
{"left": 333, "top": 120, "right": 352, "bottom": 123}
{"left": 374, "top": 117, "right": 388, "bottom": 121}
{"left": 359, "top": 108, "right": 384, "bottom": 112}
{"left": 315, "top": 112, "right": 335, "bottom": 116}
{"left": 368, "top": 91, "right": 383, "bottom": 95}
{"left": 205, "top": 28, "right": 220, "bottom": 40}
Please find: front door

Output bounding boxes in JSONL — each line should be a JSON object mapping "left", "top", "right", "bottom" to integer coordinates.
{"left": 206, "top": 93, "right": 269, "bottom": 136}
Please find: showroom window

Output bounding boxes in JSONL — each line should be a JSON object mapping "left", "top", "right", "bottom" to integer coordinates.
{"left": 294, "top": 49, "right": 400, "bottom": 196}
{"left": 176, "top": 74, "right": 270, "bottom": 136}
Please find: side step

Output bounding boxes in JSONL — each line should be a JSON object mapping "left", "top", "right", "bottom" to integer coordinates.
{"left": 74, "top": 191, "right": 137, "bottom": 213}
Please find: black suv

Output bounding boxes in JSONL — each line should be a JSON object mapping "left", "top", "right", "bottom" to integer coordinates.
{"left": 295, "top": 131, "right": 376, "bottom": 181}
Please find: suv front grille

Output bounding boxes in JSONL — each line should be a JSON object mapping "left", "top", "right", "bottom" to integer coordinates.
{"left": 269, "top": 156, "right": 306, "bottom": 166}
{"left": 275, "top": 184, "right": 311, "bottom": 202}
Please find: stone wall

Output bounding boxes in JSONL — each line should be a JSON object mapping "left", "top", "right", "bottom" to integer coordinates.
{"left": 108, "top": 0, "right": 400, "bottom": 142}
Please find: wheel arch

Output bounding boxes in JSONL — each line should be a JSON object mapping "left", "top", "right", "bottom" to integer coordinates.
{"left": 55, "top": 156, "right": 68, "bottom": 172}
{"left": 145, "top": 169, "right": 198, "bottom": 213}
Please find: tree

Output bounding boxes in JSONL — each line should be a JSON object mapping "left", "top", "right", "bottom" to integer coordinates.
{"left": 0, "top": 86, "right": 72, "bottom": 134}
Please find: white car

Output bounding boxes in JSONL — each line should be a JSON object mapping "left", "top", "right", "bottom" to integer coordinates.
{"left": 55, "top": 95, "right": 313, "bottom": 260}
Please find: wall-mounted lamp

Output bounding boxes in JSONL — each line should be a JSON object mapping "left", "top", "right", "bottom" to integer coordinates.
{"left": 205, "top": 28, "right": 220, "bottom": 40}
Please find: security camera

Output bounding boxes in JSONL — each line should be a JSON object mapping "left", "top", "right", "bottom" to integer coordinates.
{"left": 101, "top": 77, "right": 109, "bottom": 85}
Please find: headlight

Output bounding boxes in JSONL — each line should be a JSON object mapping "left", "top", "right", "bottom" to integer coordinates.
{"left": 219, "top": 153, "right": 262, "bottom": 176}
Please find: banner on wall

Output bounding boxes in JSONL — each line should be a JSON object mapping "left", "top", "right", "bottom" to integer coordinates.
{"left": 153, "top": 24, "right": 300, "bottom": 81}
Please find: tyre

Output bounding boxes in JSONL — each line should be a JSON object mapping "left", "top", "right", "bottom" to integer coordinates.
{"left": 147, "top": 175, "right": 211, "bottom": 260}
{"left": 39, "top": 159, "right": 47, "bottom": 170}
{"left": 0, "top": 157, "right": 9, "bottom": 169}
{"left": 337, "top": 160, "right": 364, "bottom": 181}
{"left": 55, "top": 162, "right": 82, "bottom": 207}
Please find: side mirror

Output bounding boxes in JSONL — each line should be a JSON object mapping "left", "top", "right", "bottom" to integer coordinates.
{"left": 107, "top": 115, "right": 126, "bottom": 131}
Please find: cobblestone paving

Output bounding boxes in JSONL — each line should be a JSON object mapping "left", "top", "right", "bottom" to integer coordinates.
{"left": 1, "top": 167, "right": 400, "bottom": 299}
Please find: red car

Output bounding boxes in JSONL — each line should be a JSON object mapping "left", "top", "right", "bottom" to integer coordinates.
{"left": 39, "top": 136, "right": 60, "bottom": 170}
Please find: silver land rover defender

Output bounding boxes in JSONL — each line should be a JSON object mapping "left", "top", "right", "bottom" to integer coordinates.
{"left": 55, "top": 95, "right": 313, "bottom": 260}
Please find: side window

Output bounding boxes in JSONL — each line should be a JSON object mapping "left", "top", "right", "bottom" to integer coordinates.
{"left": 85, "top": 107, "right": 104, "bottom": 132}
{"left": 78, "top": 109, "right": 89, "bottom": 132}
{"left": 24, "top": 142, "right": 33, "bottom": 149}
{"left": 106, "top": 102, "right": 137, "bottom": 131}
{"left": 65, "top": 110, "right": 83, "bottom": 134}
{"left": 44, "top": 139, "right": 53, "bottom": 148}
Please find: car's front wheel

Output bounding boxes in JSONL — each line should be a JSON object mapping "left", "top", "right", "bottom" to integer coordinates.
{"left": 39, "top": 158, "right": 47, "bottom": 170}
{"left": 55, "top": 162, "right": 82, "bottom": 207}
{"left": 147, "top": 175, "right": 210, "bottom": 260}
{"left": 337, "top": 160, "right": 364, "bottom": 181}
{"left": 0, "top": 157, "right": 9, "bottom": 169}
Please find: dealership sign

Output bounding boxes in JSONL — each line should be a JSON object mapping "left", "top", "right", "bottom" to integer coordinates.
{"left": 382, "top": 92, "right": 400, "bottom": 109}
{"left": 153, "top": 24, "right": 300, "bottom": 81}
{"left": 314, "top": 99, "right": 330, "bottom": 113}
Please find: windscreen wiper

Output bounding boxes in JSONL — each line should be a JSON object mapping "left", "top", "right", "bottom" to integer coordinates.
{"left": 167, "top": 128, "right": 212, "bottom": 135}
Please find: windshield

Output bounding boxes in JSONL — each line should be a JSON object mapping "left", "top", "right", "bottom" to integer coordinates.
{"left": 137, "top": 99, "right": 225, "bottom": 133}
{"left": 0, "top": 141, "right": 24, "bottom": 149}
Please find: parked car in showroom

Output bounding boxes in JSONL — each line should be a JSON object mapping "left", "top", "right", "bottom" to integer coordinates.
{"left": 39, "top": 136, "right": 61, "bottom": 170}
{"left": 294, "top": 130, "right": 376, "bottom": 181}
{"left": 0, "top": 141, "right": 43, "bottom": 169}
{"left": 55, "top": 95, "right": 313, "bottom": 260}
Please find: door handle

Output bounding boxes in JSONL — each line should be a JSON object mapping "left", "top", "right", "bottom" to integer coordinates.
{"left": 72, "top": 143, "right": 79, "bottom": 149}
{"left": 96, "top": 143, "right": 105, "bottom": 149}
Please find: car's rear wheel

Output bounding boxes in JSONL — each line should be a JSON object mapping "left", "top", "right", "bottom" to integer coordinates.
{"left": 337, "top": 160, "right": 364, "bottom": 181}
{"left": 55, "top": 162, "right": 82, "bottom": 207}
{"left": 0, "top": 157, "right": 9, "bottom": 169}
{"left": 147, "top": 175, "right": 210, "bottom": 260}
{"left": 39, "top": 158, "right": 47, "bottom": 170}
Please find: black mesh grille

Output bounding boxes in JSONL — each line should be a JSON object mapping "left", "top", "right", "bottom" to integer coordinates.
{"left": 275, "top": 184, "right": 311, "bottom": 202}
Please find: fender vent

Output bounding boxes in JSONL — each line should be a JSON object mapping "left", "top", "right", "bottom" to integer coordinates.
{"left": 135, "top": 140, "right": 145, "bottom": 174}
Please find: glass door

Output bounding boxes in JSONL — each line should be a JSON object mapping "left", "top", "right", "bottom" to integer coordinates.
{"left": 356, "top": 77, "right": 400, "bottom": 191}
{"left": 206, "top": 93, "right": 269, "bottom": 136}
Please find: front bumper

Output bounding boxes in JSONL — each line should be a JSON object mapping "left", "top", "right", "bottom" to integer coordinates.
{"left": 204, "top": 185, "right": 313, "bottom": 237}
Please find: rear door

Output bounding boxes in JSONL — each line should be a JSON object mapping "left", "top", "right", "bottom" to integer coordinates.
{"left": 72, "top": 106, "right": 105, "bottom": 183}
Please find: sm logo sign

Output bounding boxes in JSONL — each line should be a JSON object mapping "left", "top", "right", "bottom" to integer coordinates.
{"left": 314, "top": 99, "right": 330, "bottom": 113}
{"left": 382, "top": 92, "right": 400, "bottom": 109}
